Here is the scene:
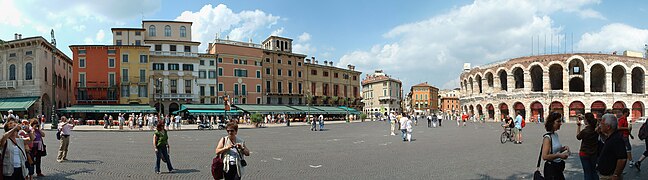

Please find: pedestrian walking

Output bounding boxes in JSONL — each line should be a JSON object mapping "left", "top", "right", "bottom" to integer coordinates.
{"left": 57, "top": 116, "right": 74, "bottom": 163}
{"left": 405, "top": 116, "right": 413, "bottom": 142}
{"left": 431, "top": 114, "right": 438, "bottom": 128}
{"left": 597, "top": 113, "right": 628, "bottom": 179}
{"left": 215, "top": 122, "right": 251, "bottom": 180}
{"left": 438, "top": 114, "right": 443, "bottom": 126}
{"left": 28, "top": 119, "right": 45, "bottom": 177}
{"left": 174, "top": 115, "right": 182, "bottom": 130}
{"left": 576, "top": 113, "right": 599, "bottom": 180}
{"left": 318, "top": 115, "right": 324, "bottom": 131}
{"left": 310, "top": 115, "right": 317, "bottom": 131}
{"left": 118, "top": 113, "right": 125, "bottom": 130}
{"left": 103, "top": 114, "right": 109, "bottom": 129}
{"left": 153, "top": 123, "right": 174, "bottom": 174}
{"left": 108, "top": 115, "right": 114, "bottom": 129}
{"left": 540, "top": 112, "right": 570, "bottom": 180}
{"left": 2, "top": 118, "right": 30, "bottom": 179}
{"left": 39, "top": 115, "right": 45, "bottom": 130}
{"left": 617, "top": 108, "right": 635, "bottom": 169}
{"left": 138, "top": 115, "right": 144, "bottom": 131}
{"left": 632, "top": 119, "right": 648, "bottom": 171}
{"left": 514, "top": 111, "right": 523, "bottom": 144}
{"left": 399, "top": 114, "right": 407, "bottom": 141}
{"left": 18, "top": 119, "right": 35, "bottom": 180}
{"left": 165, "top": 115, "right": 170, "bottom": 129}
{"left": 427, "top": 114, "right": 432, "bottom": 128}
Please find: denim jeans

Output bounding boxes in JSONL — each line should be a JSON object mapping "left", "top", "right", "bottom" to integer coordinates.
{"left": 401, "top": 129, "right": 407, "bottom": 140}
{"left": 155, "top": 146, "right": 174, "bottom": 172}
{"left": 580, "top": 155, "right": 598, "bottom": 180}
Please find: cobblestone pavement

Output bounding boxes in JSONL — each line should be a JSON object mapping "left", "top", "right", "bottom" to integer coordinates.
{"left": 38, "top": 121, "right": 647, "bottom": 179}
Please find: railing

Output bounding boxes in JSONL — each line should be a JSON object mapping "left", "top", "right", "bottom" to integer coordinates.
{"left": 0, "top": 81, "right": 16, "bottom": 89}
{"left": 151, "top": 51, "right": 199, "bottom": 57}
{"left": 154, "top": 93, "right": 195, "bottom": 99}
{"left": 378, "top": 96, "right": 398, "bottom": 100}
{"left": 213, "top": 39, "right": 262, "bottom": 48}
{"left": 23, "top": 80, "right": 35, "bottom": 86}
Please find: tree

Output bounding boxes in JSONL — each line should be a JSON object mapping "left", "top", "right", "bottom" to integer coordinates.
{"left": 250, "top": 113, "right": 263, "bottom": 127}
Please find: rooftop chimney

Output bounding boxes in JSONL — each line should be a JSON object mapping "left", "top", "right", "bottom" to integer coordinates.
{"left": 305, "top": 59, "right": 311, "bottom": 63}
{"left": 14, "top": 33, "right": 18, "bottom": 40}
{"left": 18, "top": 34, "right": 22, "bottom": 39}
{"left": 329, "top": 61, "right": 333, "bottom": 66}
{"left": 347, "top": 64, "right": 355, "bottom": 70}
{"left": 324, "top": 60, "right": 328, "bottom": 65}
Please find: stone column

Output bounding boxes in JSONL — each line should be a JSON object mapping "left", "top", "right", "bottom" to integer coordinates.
{"left": 543, "top": 71, "right": 550, "bottom": 91}
{"left": 524, "top": 72, "right": 532, "bottom": 92}
{"left": 606, "top": 72, "right": 612, "bottom": 93}
{"left": 563, "top": 70, "right": 570, "bottom": 92}
{"left": 584, "top": 71, "right": 591, "bottom": 92}
{"left": 178, "top": 79, "right": 184, "bottom": 94}
{"left": 494, "top": 75, "right": 501, "bottom": 93}
{"left": 481, "top": 78, "right": 488, "bottom": 94}
{"left": 507, "top": 75, "right": 515, "bottom": 93}
{"left": 626, "top": 73, "right": 632, "bottom": 94}
{"left": 644, "top": 74, "right": 648, "bottom": 94}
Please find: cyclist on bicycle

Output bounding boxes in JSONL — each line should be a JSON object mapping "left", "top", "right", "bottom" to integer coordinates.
{"left": 502, "top": 115, "right": 514, "bottom": 129}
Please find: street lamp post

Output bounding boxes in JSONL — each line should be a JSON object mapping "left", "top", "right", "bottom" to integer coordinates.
{"left": 50, "top": 29, "right": 58, "bottom": 129}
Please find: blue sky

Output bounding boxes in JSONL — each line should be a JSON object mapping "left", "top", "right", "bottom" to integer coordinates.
{"left": 2, "top": 0, "right": 648, "bottom": 93}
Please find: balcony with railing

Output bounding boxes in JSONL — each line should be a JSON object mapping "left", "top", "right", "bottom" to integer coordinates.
{"left": 0, "top": 81, "right": 16, "bottom": 89}
{"left": 150, "top": 51, "right": 199, "bottom": 57}
{"left": 379, "top": 96, "right": 399, "bottom": 101}
{"left": 154, "top": 93, "right": 195, "bottom": 100}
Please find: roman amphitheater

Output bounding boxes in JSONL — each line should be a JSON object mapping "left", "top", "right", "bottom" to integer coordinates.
{"left": 459, "top": 53, "right": 648, "bottom": 122}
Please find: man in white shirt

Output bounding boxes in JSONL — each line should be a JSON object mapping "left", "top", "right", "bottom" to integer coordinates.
{"left": 318, "top": 115, "right": 324, "bottom": 130}
{"left": 57, "top": 116, "right": 74, "bottom": 162}
{"left": 399, "top": 115, "right": 408, "bottom": 141}
{"left": 174, "top": 115, "right": 182, "bottom": 130}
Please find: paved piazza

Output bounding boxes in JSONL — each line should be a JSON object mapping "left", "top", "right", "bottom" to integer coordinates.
{"left": 38, "top": 121, "right": 647, "bottom": 179}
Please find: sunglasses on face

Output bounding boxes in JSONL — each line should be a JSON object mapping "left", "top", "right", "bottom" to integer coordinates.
{"left": 227, "top": 130, "right": 236, "bottom": 133}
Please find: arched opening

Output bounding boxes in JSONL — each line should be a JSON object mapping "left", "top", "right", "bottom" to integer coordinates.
{"left": 612, "top": 65, "right": 626, "bottom": 92}
{"left": 514, "top": 102, "right": 526, "bottom": 119}
{"left": 513, "top": 67, "right": 524, "bottom": 89}
{"left": 530, "top": 65, "right": 543, "bottom": 92}
{"left": 469, "top": 105, "right": 475, "bottom": 116}
{"left": 486, "top": 72, "right": 494, "bottom": 89}
{"left": 469, "top": 77, "right": 474, "bottom": 94}
{"left": 550, "top": 101, "right": 564, "bottom": 116}
{"left": 498, "top": 70, "right": 508, "bottom": 91}
{"left": 41, "top": 94, "right": 51, "bottom": 121}
{"left": 590, "top": 64, "right": 606, "bottom": 92}
{"left": 569, "top": 77, "right": 584, "bottom": 92}
{"left": 169, "top": 103, "right": 180, "bottom": 115}
{"left": 499, "top": 103, "right": 509, "bottom": 119}
{"left": 632, "top": 67, "right": 644, "bottom": 94}
{"left": 476, "top": 75, "right": 483, "bottom": 93}
{"left": 476, "top": 104, "right": 483, "bottom": 116}
{"left": 613, "top": 101, "right": 626, "bottom": 115}
{"left": 569, "top": 101, "right": 585, "bottom": 121}
{"left": 549, "top": 64, "right": 563, "bottom": 90}
{"left": 591, "top": 101, "right": 607, "bottom": 118}
{"left": 155, "top": 103, "right": 165, "bottom": 115}
{"left": 486, "top": 104, "right": 495, "bottom": 120}
{"left": 632, "top": 101, "right": 644, "bottom": 122}
{"left": 530, "top": 101, "right": 544, "bottom": 123}
{"left": 569, "top": 59, "right": 584, "bottom": 75}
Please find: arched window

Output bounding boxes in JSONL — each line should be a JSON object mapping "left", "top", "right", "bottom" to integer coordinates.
{"left": 180, "top": 26, "right": 186, "bottom": 37}
{"left": 165, "top": 25, "right": 171, "bottom": 37}
{"left": 9, "top": 64, "right": 16, "bottom": 80}
{"left": 149, "top": 25, "right": 156, "bottom": 36}
{"left": 25, "top": 63, "right": 32, "bottom": 80}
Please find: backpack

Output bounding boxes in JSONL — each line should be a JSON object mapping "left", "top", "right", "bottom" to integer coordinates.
{"left": 521, "top": 118, "right": 526, "bottom": 128}
{"left": 639, "top": 123, "right": 648, "bottom": 140}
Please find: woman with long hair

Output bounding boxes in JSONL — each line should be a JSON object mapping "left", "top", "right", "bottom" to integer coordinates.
{"left": 576, "top": 113, "right": 599, "bottom": 180}
{"left": 541, "top": 112, "right": 571, "bottom": 180}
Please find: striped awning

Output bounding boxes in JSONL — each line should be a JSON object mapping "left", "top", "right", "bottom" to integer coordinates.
{"left": 0, "top": 96, "right": 39, "bottom": 111}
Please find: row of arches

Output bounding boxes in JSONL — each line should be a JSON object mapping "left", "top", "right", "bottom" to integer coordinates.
{"left": 463, "top": 100, "right": 644, "bottom": 122}
{"left": 461, "top": 58, "right": 647, "bottom": 95}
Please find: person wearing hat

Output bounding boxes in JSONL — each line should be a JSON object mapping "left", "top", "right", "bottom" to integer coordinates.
{"left": 7, "top": 110, "right": 17, "bottom": 122}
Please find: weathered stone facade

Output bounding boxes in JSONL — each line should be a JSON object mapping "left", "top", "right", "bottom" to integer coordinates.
{"left": 460, "top": 53, "right": 648, "bottom": 122}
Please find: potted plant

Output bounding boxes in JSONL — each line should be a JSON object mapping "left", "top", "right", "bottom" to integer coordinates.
{"left": 250, "top": 113, "right": 263, "bottom": 128}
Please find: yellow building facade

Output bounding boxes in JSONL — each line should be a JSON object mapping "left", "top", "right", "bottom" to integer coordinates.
{"left": 118, "top": 46, "right": 151, "bottom": 104}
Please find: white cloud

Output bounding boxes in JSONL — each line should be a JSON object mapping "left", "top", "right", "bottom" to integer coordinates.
{"left": 577, "top": 23, "right": 648, "bottom": 53}
{"left": 96, "top": 29, "right": 105, "bottom": 42}
{"left": 339, "top": 0, "right": 602, "bottom": 91}
{"left": 0, "top": 0, "right": 25, "bottom": 26}
{"left": 175, "top": 4, "right": 280, "bottom": 51}
{"left": 298, "top": 32, "right": 311, "bottom": 42}
{"left": 578, "top": 8, "right": 606, "bottom": 20}
{"left": 271, "top": 27, "right": 284, "bottom": 36}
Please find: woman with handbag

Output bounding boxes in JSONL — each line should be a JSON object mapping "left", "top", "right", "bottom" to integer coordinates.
{"left": 28, "top": 119, "right": 45, "bottom": 177}
{"left": 541, "top": 112, "right": 571, "bottom": 180}
{"left": 1, "top": 118, "right": 31, "bottom": 179}
{"left": 216, "top": 122, "right": 250, "bottom": 180}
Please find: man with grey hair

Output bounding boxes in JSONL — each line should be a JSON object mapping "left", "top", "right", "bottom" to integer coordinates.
{"left": 597, "top": 113, "right": 627, "bottom": 179}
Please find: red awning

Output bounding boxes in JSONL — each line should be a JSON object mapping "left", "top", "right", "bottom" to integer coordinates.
{"left": 613, "top": 102, "right": 625, "bottom": 109}
{"left": 550, "top": 102, "right": 563, "bottom": 109}
{"left": 514, "top": 103, "right": 525, "bottom": 110}
{"left": 531, "top": 102, "right": 543, "bottom": 109}
{"left": 500, "top": 104, "right": 508, "bottom": 110}
{"left": 633, "top": 102, "right": 643, "bottom": 109}
{"left": 569, "top": 101, "right": 585, "bottom": 109}
{"left": 591, "top": 101, "right": 606, "bottom": 109}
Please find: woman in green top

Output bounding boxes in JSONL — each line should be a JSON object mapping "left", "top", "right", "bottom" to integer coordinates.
{"left": 153, "top": 123, "right": 174, "bottom": 174}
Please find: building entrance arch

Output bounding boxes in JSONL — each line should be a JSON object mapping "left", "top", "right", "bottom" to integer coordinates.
{"left": 530, "top": 101, "right": 543, "bottom": 123}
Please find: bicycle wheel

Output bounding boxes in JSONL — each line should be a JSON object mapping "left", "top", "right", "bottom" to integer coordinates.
{"left": 500, "top": 132, "right": 509, "bottom": 144}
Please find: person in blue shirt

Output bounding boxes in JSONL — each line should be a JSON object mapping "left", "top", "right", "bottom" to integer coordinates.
{"left": 514, "top": 111, "right": 523, "bottom": 144}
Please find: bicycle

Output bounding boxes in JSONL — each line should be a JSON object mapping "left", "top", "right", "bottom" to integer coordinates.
{"left": 500, "top": 126, "right": 514, "bottom": 144}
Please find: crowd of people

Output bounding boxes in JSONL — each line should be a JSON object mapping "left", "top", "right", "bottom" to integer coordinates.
{"left": 536, "top": 108, "right": 648, "bottom": 180}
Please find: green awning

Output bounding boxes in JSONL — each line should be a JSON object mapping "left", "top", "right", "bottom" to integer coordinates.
{"left": 315, "top": 106, "right": 349, "bottom": 115}
{"left": 186, "top": 109, "right": 242, "bottom": 115}
{"left": 0, "top": 96, "right": 39, "bottom": 111}
{"left": 289, "top": 106, "right": 327, "bottom": 114}
{"left": 234, "top": 105, "right": 300, "bottom": 114}
{"left": 58, "top": 105, "right": 156, "bottom": 113}
{"left": 173, "top": 104, "right": 235, "bottom": 115}
{"left": 338, "top": 106, "right": 361, "bottom": 115}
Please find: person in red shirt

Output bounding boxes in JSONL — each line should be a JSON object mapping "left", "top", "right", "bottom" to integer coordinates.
{"left": 618, "top": 108, "right": 634, "bottom": 168}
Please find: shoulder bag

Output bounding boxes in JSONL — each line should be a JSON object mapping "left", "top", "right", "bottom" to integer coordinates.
{"left": 212, "top": 137, "right": 225, "bottom": 180}
{"left": 230, "top": 138, "right": 247, "bottom": 167}
{"left": 534, "top": 133, "right": 552, "bottom": 180}
{"left": 0, "top": 140, "right": 7, "bottom": 180}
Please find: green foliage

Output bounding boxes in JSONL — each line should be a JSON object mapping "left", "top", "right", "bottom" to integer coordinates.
{"left": 360, "top": 113, "right": 367, "bottom": 120}
{"left": 250, "top": 113, "right": 263, "bottom": 123}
